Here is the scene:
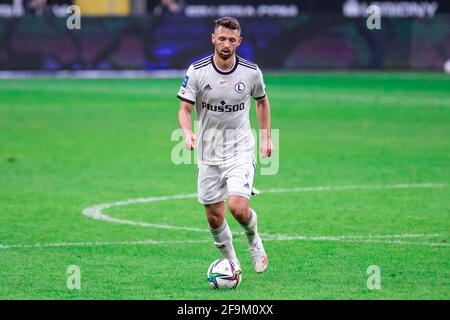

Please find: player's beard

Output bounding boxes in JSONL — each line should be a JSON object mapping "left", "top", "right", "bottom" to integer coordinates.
{"left": 218, "top": 48, "right": 234, "bottom": 60}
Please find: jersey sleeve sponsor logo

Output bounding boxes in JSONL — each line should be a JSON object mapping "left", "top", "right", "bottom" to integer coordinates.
{"left": 182, "top": 75, "right": 189, "bottom": 88}
{"left": 234, "top": 82, "right": 246, "bottom": 93}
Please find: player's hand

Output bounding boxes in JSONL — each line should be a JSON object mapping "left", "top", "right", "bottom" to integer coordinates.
{"left": 185, "top": 133, "right": 197, "bottom": 151}
{"left": 260, "top": 136, "right": 273, "bottom": 158}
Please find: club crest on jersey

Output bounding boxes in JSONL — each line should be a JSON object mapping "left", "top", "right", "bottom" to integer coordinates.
{"left": 235, "top": 82, "right": 246, "bottom": 93}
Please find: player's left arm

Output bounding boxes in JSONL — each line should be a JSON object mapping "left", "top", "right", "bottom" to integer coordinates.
{"left": 253, "top": 66, "right": 272, "bottom": 158}
{"left": 255, "top": 96, "right": 272, "bottom": 158}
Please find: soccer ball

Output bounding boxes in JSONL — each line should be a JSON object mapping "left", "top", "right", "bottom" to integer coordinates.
{"left": 207, "top": 259, "right": 241, "bottom": 289}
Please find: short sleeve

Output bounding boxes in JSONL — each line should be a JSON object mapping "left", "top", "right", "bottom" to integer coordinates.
{"left": 251, "top": 67, "right": 266, "bottom": 100}
{"left": 177, "top": 65, "right": 197, "bottom": 105}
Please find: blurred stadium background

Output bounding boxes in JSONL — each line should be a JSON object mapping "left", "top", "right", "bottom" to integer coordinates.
{"left": 0, "top": 0, "right": 449, "bottom": 73}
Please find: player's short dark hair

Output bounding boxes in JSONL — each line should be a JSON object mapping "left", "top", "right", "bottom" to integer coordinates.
{"left": 214, "top": 17, "right": 241, "bottom": 33}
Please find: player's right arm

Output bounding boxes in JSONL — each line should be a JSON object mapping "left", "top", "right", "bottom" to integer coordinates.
{"left": 177, "top": 65, "right": 198, "bottom": 151}
{"left": 178, "top": 101, "right": 196, "bottom": 150}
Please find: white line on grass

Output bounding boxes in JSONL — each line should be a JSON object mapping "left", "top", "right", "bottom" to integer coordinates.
{"left": 261, "top": 183, "right": 449, "bottom": 194}
{"left": 1, "top": 182, "right": 447, "bottom": 250}
{"left": 79, "top": 182, "right": 448, "bottom": 248}
{"left": 262, "top": 233, "right": 443, "bottom": 241}
{"left": 0, "top": 234, "right": 448, "bottom": 250}
{"left": 0, "top": 239, "right": 210, "bottom": 250}
{"left": 263, "top": 234, "right": 449, "bottom": 247}
{"left": 82, "top": 182, "right": 448, "bottom": 235}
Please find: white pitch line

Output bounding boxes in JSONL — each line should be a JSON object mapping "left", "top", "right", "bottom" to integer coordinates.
{"left": 0, "top": 239, "right": 210, "bottom": 250}
{"left": 261, "top": 183, "right": 449, "bottom": 194}
{"left": 325, "top": 239, "right": 450, "bottom": 248}
{"left": 1, "top": 234, "right": 448, "bottom": 250}
{"left": 82, "top": 193, "right": 206, "bottom": 233}
{"left": 262, "top": 234, "right": 450, "bottom": 247}
{"left": 261, "top": 233, "right": 443, "bottom": 241}
{"left": 82, "top": 183, "right": 448, "bottom": 234}
{"left": 3, "top": 183, "right": 447, "bottom": 250}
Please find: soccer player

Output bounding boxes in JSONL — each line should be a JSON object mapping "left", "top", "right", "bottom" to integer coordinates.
{"left": 177, "top": 17, "right": 272, "bottom": 273}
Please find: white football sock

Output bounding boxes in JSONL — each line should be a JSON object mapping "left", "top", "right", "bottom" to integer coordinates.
{"left": 241, "top": 208, "right": 258, "bottom": 246}
{"left": 209, "top": 221, "right": 237, "bottom": 262}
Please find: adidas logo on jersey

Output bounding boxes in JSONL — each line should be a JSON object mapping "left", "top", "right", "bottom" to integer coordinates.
{"left": 203, "top": 84, "right": 212, "bottom": 91}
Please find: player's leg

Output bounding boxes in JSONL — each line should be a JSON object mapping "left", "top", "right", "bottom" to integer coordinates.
{"left": 198, "top": 163, "right": 239, "bottom": 266}
{"left": 226, "top": 160, "right": 268, "bottom": 273}
{"left": 228, "top": 195, "right": 267, "bottom": 273}
{"left": 228, "top": 195, "right": 254, "bottom": 242}
{"left": 205, "top": 201, "right": 238, "bottom": 264}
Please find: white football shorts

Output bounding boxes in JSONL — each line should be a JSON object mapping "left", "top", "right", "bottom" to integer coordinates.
{"left": 197, "top": 156, "right": 256, "bottom": 205}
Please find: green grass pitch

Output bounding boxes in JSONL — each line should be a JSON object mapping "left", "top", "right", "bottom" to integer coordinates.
{"left": 0, "top": 72, "right": 449, "bottom": 299}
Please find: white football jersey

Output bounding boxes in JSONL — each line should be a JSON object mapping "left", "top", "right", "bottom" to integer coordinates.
{"left": 177, "top": 54, "right": 266, "bottom": 165}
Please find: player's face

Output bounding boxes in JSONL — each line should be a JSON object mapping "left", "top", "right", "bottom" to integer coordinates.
{"left": 212, "top": 27, "right": 242, "bottom": 60}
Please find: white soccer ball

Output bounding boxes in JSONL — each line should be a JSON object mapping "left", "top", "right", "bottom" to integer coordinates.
{"left": 207, "top": 259, "right": 241, "bottom": 289}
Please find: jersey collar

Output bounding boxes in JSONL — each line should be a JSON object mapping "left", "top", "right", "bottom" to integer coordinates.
{"left": 211, "top": 55, "right": 239, "bottom": 75}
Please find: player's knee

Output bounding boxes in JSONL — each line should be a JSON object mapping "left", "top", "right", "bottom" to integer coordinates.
{"left": 205, "top": 206, "right": 225, "bottom": 229}
{"left": 228, "top": 201, "right": 249, "bottom": 223}
{"left": 207, "top": 214, "right": 224, "bottom": 229}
